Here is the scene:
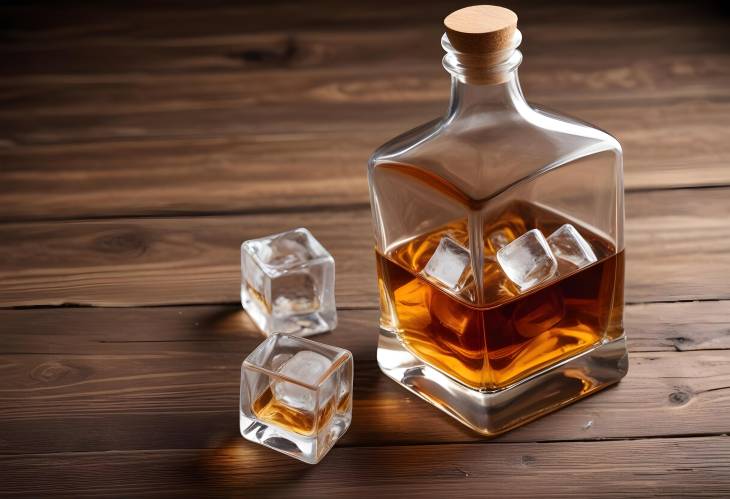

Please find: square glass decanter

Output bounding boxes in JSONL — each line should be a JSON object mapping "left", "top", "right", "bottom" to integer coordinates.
{"left": 368, "top": 5, "right": 628, "bottom": 436}
{"left": 240, "top": 334, "right": 353, "bottom": 464}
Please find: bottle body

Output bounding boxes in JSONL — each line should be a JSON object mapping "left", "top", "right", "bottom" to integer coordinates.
{"left": 368, "top": 63, "right": 627, "bottom": 434}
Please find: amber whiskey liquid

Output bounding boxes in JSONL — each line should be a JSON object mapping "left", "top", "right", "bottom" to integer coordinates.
{"left": 376, "top": 200, "right": 624, "bottom": 390}
{"left": 252, "top": 388, "right": 350, "bottom": 436}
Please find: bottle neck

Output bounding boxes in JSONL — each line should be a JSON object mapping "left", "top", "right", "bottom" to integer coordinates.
{"left": 446, "top": 72, "right": 527, "bottom": 119}
{"left": 442, "top": 30, "right": 527, "bottom": 119}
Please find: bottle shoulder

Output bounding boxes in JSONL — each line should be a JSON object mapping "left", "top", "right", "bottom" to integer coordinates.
{"left": 369, "top": 103, "right": 621, "bottom": 201}
{"left": 532, "top": 104, "right": 622, "bottom": 154}
{"left": 368, "top": 117, "right": 445, "bottom": 167}
{"left": 370, "top": 104, "right": 620, "bottom": 164}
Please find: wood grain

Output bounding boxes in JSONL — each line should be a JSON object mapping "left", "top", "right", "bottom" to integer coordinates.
{"left": 1, "top": 25, "right": 726, "bottom": 86}
{"left": 2, "top": 1, "right": 729, "bottom": 497}
{"left": 1, "top": 1, "right": 725, "bottom": 48}
{"left": 1, "top": 1, "right": 728, "bottom": 221}
{"left": 0, "top": 305, "right": 335, "bottom": 355}
{"left": 627, "top": 300, "right": 730, "bottom": 352}
{"left": 1, "top": 436, "right": 729, "bottom": 497}
{"left": 1, "top": 303, "right": 729, "bottom": 455}
{"left": 0, "top": 75, "right": 729, "bottom": 147}
{"left": 2, "top": 98, "right": 729, "bottom": 221}
{"left": 4, "top": 301, "right": 728, "bottom": 356}
{"left": 1, "top": 187, "right": 729, "bottom": 307}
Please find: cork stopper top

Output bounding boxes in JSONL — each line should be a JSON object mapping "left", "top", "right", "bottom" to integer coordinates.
{"left": 444, "top": 5, "right": 518, "bottom": 54}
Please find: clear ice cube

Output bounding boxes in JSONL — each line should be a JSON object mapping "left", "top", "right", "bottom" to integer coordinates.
{"left": 240, "top": 334, "right": 354, "bottom": 464}
{"left": 273, "top": 350, "right": 335, "bottom": 412}
{"left": 496, "top": 229, "right": 557, "bottom": 291}
{"left": 422, "top": 236, "right": 471, "bottom": 291}
{"left": 547, "top": 224, "right": 598, "bottom": 272}
{"left": 254, "top": 230, "right": 317, "bottom": 272}
{"left": 487, "top": 228, "right": 514, "bottom": 253}
{"left": 271, "top": 273, "right": 320, "bottom": 316}
{"left": 271, "top": 353, "right": 293, "bottom": 371}
{"left": 241, "top": 228, "right": 336, "bottom": 336}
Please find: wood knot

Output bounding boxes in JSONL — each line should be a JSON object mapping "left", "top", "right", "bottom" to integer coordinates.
{"left": 229, "top": 37, "right": 297, "bottom": 66}
{"left": 94, "top": 228, "right": 147, "bottom": 257}
{"left": 520, "top": 455, "right": 536, "bottom": 466}
{"left": 669, "top": 389, "right": 692, "bottom": 406}
{"left": 668, "top": 336, "right": 692, "bottom": 352}
{"left": 30, "top": 361, "right": 73, "bottom": 384}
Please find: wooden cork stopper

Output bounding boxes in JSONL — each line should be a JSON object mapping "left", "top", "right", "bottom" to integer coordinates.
{"left": 444, "top": 5, "right": 518, "bottom": 54}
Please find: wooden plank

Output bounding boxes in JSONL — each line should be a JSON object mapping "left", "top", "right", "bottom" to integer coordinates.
{"left": 0, "top": 348, "right": 728, "bottom": 453}
{"left": 3, "top": 301, "right": 728, "bottom": 356}
{"left": 1, "top": 98, "right": 729, "bottom": 221}
{"left": 0, "top": 7, "right": 730, "bottom": 220}
{"left": 0, "top": 134, "right": 373, "bottom": 221}
{"left": 2, "top": 0, "right": 724, "bottom": 47}
{"left": 1, "top": 44, "right": 726, "bottom": 107}
{"left": 0, "top": 207, "right": 375, "bottom": 308}
{"left": 0, "top": 69, "right": 726, "bottom": 145}
{"left": 1, "top": 5, "right": 728, "bottom": 221}
{"left": 628, "top": 300, "right": 730, "bottom": 352}
{"left": 1, "top": 303, "right": 729, "bottom": 455}
{"left": 0, "top": 2, "right": 728, "bottom": 496}
{"left": 624, "top": 187, "right": 730, "bottom": 304}
{"left": 1, "top": 436, "right": 728, "bottom": 497}
{"left": 1, "top": 24, "right": 727, "bottom": 84}
{"left": 1, "top": 187, "right": 729, "bottom": 307}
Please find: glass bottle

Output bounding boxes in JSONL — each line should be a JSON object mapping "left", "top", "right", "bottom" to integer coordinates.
{"left": 367, "top": 5, "right": 628, "bottom": 435}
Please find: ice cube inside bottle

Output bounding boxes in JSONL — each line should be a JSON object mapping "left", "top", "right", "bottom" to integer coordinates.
{"left": 496, "top": 229, "right": 557, "bottom": 291}
{"left": 547, "top": 224, "right": 598, "bottom": 273}
{"left": 422, "top": 236, "right": 471, "bottom": 291}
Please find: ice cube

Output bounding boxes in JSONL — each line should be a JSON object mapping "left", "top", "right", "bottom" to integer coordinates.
{"left": 422, "top": 236, "right": 471, "bottom": 291}
{"left": 254, "top": 230, "right": 317, "bottom": 271}
{"left": 547, "top": 224, "right": 597, "bottom": 272}
{"left": 271, "top": 273, "right": 320, "bottom": 316}
{"left": 487, "top": 228, "right": 515, "bottom": 254}
{"left": 496, "top": 229, "right": 557, "bottom": 291}
{"left": 241, "top": 228, "right": 336, "bottom": 336}
{"left": 273, "top": 350, "right": 335, "bottom": 412}
{"left": 271, "top": 353, "right": 293, "bottom": 371}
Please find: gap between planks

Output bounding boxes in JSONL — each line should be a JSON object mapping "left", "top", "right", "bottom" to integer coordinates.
{"left": 2, "top": 432, "right": 728, "bottom": 458}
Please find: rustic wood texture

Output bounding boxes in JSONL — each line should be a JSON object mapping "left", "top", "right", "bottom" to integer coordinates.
{"left": 2, "top": 187, "right": 729, "bottom": 307}
{"left": 1, "top": 304, "right": 729, "bottom": 457}
{"left": 1, "top": 1, "right": 729, "bottom": 497}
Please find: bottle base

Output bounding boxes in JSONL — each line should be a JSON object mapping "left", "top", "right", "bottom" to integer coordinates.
{"left": 377, "top": 328, "right": 629, "bottom": 436}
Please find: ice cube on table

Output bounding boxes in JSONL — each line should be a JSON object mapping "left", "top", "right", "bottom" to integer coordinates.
{"left": 271, "top": 273, "right": 320, "bottom": 316}
{"left": 273, "top": 350, "right": 336, "bottom": 412}
{"left": 496, "top": 229, "right": 557, "bottom": 291}
{"left": 271, "top": 353, "right": 293, "bottom": 371}
{"left": 240, "top": 334, "right": 354, "bottom": 464}
{"left": 422, "top": 236, "right": 471, "bottom": 291}
{"left": 547, "top": 224, "right": 598, "bottom": 272}
{"left": 254, "top": 230, "right": 317, "bottom": 271}
{"left": 241, "top": 228, "right": 336, "bottom": 337}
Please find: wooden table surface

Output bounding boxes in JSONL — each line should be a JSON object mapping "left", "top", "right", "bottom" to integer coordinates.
{"left": 1, "top": 1, "right": 729, "bottom": 497}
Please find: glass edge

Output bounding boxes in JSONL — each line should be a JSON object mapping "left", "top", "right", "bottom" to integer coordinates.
{"left": 242, "top": 335, "right": 351, "bottom": 391}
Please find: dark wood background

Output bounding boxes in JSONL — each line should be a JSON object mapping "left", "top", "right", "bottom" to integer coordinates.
{"left": 1, "top": 1, "right": 729, "bottom": 497}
